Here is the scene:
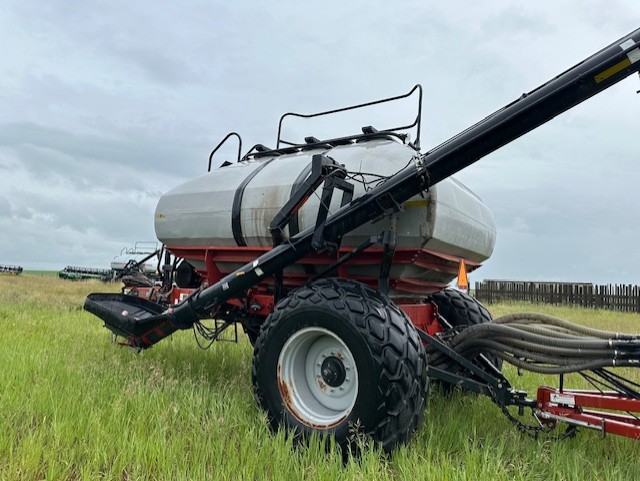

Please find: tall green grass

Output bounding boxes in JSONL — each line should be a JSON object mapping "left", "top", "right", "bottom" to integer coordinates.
{"left": 1, "top": 274, "right": 639, "bottom": 480}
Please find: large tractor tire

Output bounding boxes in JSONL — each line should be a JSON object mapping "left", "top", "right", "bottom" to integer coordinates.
{"left": 429, "top": 288, "right": 503, "bottom": 380}
{"left": 252, "top": 278, "right": 428, "bottom": 453}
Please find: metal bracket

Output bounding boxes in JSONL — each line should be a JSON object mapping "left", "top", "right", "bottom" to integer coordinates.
{"left": 418, "top": 328, "right": 532, "bottom": 409}
{"left": 311, "top": 175, "right": 354, "bottom": 252}
{"left": 269, "top": 153, "right": 353, "bottom": 252}
{"left": 269, "top": 154, "right": 351, "bottom": 247}
{"left": 378, "top": 213, "right": 397, "bottom": 295}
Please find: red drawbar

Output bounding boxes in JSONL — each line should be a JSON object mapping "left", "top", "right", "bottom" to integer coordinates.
{"left": 536, "top": 386, "right": 640, "bottom": 439}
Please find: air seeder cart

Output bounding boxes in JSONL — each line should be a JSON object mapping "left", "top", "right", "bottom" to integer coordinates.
{"left": 86, "top": 28, "right": 640, "bottom": 452}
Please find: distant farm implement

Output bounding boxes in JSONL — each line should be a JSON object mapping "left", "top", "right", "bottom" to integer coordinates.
{"left": 85, "top": 28, "right": 640, "bottom": 453}
{"left": 58, "top": 266, "right": 113, "bottom": 282}
{"left": 58, "top": 242, "right": 163, "bottom": 284}
{"left": 0, "top": 265, "right": 22, "bottom": 275}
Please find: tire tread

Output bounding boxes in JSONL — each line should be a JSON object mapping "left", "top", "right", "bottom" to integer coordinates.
{"left": 252, "top": 278, "right": 428, "bottom": 453}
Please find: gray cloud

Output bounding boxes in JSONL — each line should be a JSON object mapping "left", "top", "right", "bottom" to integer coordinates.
{"left": 0, "top": 197, "right": 11, "bottom": 219}
{"left": 0, "top": 122, "right": 204, "bottom": 187}
{"left": 482, "top": 7, "right": 554, "bottom": 37}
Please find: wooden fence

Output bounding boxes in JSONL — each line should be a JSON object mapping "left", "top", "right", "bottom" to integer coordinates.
{"left": 474, "top": 280, "right": 640, "bottom": 313}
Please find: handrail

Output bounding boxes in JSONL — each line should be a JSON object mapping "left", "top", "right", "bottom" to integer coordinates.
{"left": 208, "top": 132, "right": 243, "bottom": 172}
{"left": 276, "top": 85, "right": 423, "bottom": 150}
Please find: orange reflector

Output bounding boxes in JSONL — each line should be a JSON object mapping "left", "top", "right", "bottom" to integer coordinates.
{"left": 457, "top": 260, "right": 469, "bottom": 291}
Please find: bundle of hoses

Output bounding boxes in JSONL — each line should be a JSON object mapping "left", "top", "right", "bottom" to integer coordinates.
{"left": 430, "top": 313, "right": 640, "bottom": 375}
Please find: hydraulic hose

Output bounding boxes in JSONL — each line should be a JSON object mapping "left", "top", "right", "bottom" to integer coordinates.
{"left": 495, "top": 313, "right": 640, "bottom": 340}
{"left": 434, "top": 312, "right": 640, "bottom": 376}
{"left": 448, "top": 323, "right": 640, "bottom": 351}
{"left": 460, "top": 337, "right": 618, "bottom": 359}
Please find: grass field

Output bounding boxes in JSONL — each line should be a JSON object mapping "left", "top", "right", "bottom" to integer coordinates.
{"left": 1, "top": 274, "right": 639, "bottom": 480}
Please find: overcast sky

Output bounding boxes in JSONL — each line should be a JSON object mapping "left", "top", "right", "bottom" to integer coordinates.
{"left": 1, "top": 1, "right": 639, "bottom": 284}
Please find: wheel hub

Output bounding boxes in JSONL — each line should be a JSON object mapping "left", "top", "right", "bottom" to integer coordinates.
{"left": 277, "top": 327, "right": 359, "bottom": 428}
{"left": 320, "top": 356, "right": 346, "bottom": 387}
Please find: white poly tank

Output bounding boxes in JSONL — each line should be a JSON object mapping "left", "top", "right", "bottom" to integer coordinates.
{"left": 154, "top": 138, "right": 496, "bottom": 284}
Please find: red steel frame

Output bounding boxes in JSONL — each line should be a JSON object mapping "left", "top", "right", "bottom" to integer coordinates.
{"left": 127, "top": 288, "right": 443, "bottom": 334}
{"left": 536, "top": 387, "right": 640, "bottom": 439}
{"left": 167, "top": 244, "right": 481, "bottom": 295}
{"left": 128, "top": 243, "right": 469, "bottom": 332}
{"left": 128, "top": 244, "right": 449, "bottom": 333}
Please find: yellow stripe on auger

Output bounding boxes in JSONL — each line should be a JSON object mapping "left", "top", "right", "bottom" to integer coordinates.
{"left": 595, "top": 58, "right": 632, "bottom": 83}
{"left": 596, "top": 39, "right": 640, "bottom": 83}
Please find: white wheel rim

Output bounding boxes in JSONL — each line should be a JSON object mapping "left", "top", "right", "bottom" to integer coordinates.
{"left": 277, "top": 326, "right": 359, "bottom": 428}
